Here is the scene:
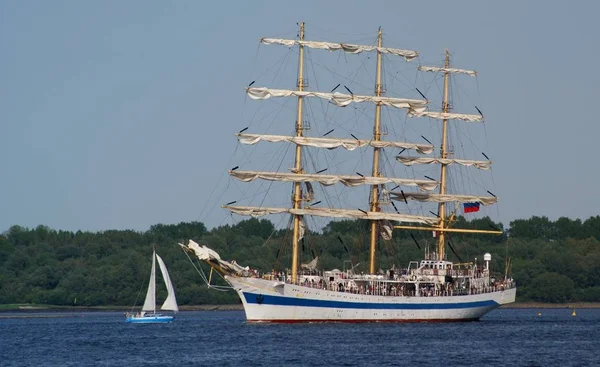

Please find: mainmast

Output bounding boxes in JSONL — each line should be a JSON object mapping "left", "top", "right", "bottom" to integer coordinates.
{"left": 368, "top": 28, "right": 383, "bottom": 275}
{"left": 291, "top": 22, "right": 305, "bottom": 284}
{"left": 437, "top": 50, "right": 451, "bottom": 260}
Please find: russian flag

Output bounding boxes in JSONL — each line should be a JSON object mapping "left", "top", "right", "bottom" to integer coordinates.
{"left": 463, "top": 202, "right": 480, "bottom": 213}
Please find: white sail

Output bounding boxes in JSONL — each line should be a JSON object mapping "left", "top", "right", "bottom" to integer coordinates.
{"left": 396, "top": 157, "right": 492, "bottom": 170}
{"left": 247, "top": 87, "right": 428, "bottom": 112}
{"left": 388, "top": 191, "right": 497, "bottom": 205}
{"left": 380, "top": 220, "right": 393, "bottom": 241}
{"left": 261, "top": 38, "right": 419, "bottom": 61}
{"left": 156, "top": 254, "right": 179, "bottom": 312}
{"left": 418, "top": 66, "right": 477, "bottom": 76}
{"left": 410, "top": 110, "right": 483, "bottom": 122}
{"left": 298, "top": 216, "right": 306, "bottom": 241}
{"left": 237, "top": 133, "right": 433, "bottom": 154}
{"left": 223, "top": 205, "right": 439, "bottom": 225}
{"left": 141, "top": 251, "right": 156, "bottom": 313}
{"left": 230, "top": 170, "right": 439, "bottom": 191}
{"left": 301, "top": 256, "right": 319, "bottom": 270}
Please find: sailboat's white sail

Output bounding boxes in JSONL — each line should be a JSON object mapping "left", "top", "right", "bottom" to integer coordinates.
{"left": 260, "top": 38, "right": 419, "bottom": 61}
{"left": 141, "top": 251, "right": 156, "bottom": 313}
{"left": 396, "top": 157, "right": 492, "bottom": 170}
{"left": 223, "top": 205, "right": 439, "bottom": 225}
{"left": 247, "top": 87, "right": 428, "bottom": 112}
{"left": 156, "top": 254, "right": 178, "bottom": 312}
{"left": 387, "top": 191, "right": 497, "bottom": 205}
{"left": 230, "top": 170, "right": 439, "bottom": 191}
{"left": 237, "top": 133, "right": 434, "bottom": 154}
{"left": 418, "top": 66, "right": 477, "bottom": 76}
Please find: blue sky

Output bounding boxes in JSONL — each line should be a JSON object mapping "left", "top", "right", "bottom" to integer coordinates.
{"left": 1, "top": 1, "right": 599, "bottom": 232}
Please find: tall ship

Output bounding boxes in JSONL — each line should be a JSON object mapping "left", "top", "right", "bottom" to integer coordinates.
{"left": 183, "top": 23, "right": 516, "bottom": 322}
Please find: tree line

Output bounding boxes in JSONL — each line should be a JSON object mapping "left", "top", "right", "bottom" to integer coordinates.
{"left": 0, "top": 215, "right": 599, "bottom": 306}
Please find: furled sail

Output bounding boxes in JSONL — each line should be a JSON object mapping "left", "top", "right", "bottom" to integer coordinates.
{"left": 304, "top": 182, "right": 314, "bottom": 202}
{"left": 156, "top": 254, "right": 178, "bottom": 312}
{"left": 396, "top": 157, "right": 492, "bottom": 170}
{"left": 237, "top": 133, "right": 434, "bottom": 154}
{"left": 410, "top": 111, "right": 483, "bottom": 122}
{"left": 141, "top": 252, "right": 157, "bottom": 313}
{"left": 380, "top": 220, "right": 393, "bottom": 241}
{"left": 261, "top": 38, "right": 418, "bottom": 61}
{"left": 230, "top": 170, "right": 439, "bottom": 191}
{"left": 182, "top": 240, "right": 250, "bottom": 276}
{"left": 223, "top": 205, "right": 439, "bottom": 225}
{"left": 387, "top": 191, "right": 497, "bottom": 205}
{"left": 418, "top": 66, "right": 477, "bottom": 76}
{"left": 298, "top": 216, "right": 306, "bottom": 241}
{"left": 247, "top": 87, "right": 427, "bottom": 112}
{"left": 301, "top": 256, "right": 319, "bottom": 270}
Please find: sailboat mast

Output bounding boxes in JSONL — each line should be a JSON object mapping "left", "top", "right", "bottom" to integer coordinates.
{"left": 291, "top": 22, "right": 305, "bottom": 284}
{"left": 368, "top": 28, "right": 383, "bottom": 275}
{"left": 437, "top": 50, "right": 451, "bottom": 260}
{"left": 151, "top": 249, "right": 157, "bottom": 314}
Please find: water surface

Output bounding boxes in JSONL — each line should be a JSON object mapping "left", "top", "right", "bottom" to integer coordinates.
{"left": 1, "top": 308, "right": 598, "bottom": 366}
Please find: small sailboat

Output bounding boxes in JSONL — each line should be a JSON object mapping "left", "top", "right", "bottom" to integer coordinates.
{"left": 126, "top": 249, "right": 178, "bottom": 323}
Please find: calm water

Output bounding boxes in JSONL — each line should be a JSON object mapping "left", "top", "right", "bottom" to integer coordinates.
{"left": 1, "top": 309, "right": 598, "bottom": 366}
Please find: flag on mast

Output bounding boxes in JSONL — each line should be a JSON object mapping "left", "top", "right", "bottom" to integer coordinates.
{"left": 463, "top": 202, "right": 480, "bottom": 213}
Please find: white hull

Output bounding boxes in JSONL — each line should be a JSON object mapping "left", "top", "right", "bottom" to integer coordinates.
{"left": 226, "top": 276, "right": 516, "bottom": 323}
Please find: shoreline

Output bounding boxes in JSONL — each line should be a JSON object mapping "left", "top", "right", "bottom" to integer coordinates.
{"left": 0, "top": 304, "right": 245, "bottom": 312}
{"left": 499, "top": 302, "right": 599, "bottom": 309}
{"left": 2, "top": 302, "right": 600, "bottom": 312}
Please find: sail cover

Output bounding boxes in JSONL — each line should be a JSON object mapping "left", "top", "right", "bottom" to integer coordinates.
{"left": 156, "top": 254, "right": 178, "bottom": 312}
{"left": 261, "top": 38, "right": 418, "bottom": 61}
{"left": 237, "top": 133, "right": 434, "bottom": 155}
{"left": 141, "top": 252, "right": 157, "bottom": 313}
{"left": 388, "top": 191, "right": 497, "bottom": 205}
{"left": 418, "top": 66, "right": 477, "bottom": 76}
{"left": 230, "top": 170, "right": 439, "bottom": 191}
{"left": 223, "top": 205, "right": 439, "bottom": 225}
{"left": 247, "top": 87, "right": 427, "bottom": 113}
{"left": 396, "top": 157, "right": 492, "bottom": 170}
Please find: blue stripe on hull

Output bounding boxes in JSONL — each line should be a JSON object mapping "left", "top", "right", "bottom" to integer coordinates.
{"left": 243, "top": 292, "right": 498, "bottom": 309}
{"left": 125, "top": 316, "right": 174, "bottom": 323}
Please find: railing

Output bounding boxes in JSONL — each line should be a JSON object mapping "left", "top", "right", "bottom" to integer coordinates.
{"left": 258, "top": 271, "right": 515, "bottom": 298}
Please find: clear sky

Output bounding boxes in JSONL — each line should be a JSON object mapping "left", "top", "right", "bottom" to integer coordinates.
{"left": 1, "top": 0, "right": 599, "bottom": 233}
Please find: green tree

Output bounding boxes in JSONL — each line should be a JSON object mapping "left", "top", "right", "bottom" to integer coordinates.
{"left": 529, "top": 272, "right": 574, "bottom": 303}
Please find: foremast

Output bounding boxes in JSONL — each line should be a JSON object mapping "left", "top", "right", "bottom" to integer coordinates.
{"left": 291, "top": 22, "right": 306, "bottom": 284}
{"left": 368, "top": 28, "right": 384, "bottom": 275}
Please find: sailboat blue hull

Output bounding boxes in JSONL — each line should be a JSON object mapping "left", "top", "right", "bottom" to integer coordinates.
{"left": 125, "top": 315, "right": 174, "bottom": 323}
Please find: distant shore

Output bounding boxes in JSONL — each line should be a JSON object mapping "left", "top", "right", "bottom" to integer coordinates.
{"left": 499, "top": 302, "right": 600, "bottom": 309}
{"left": 0, "top": 304, "right": 245, "bottom": 312}
{"left": 2, "top": 302, "right": 599, "bottom": 313}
